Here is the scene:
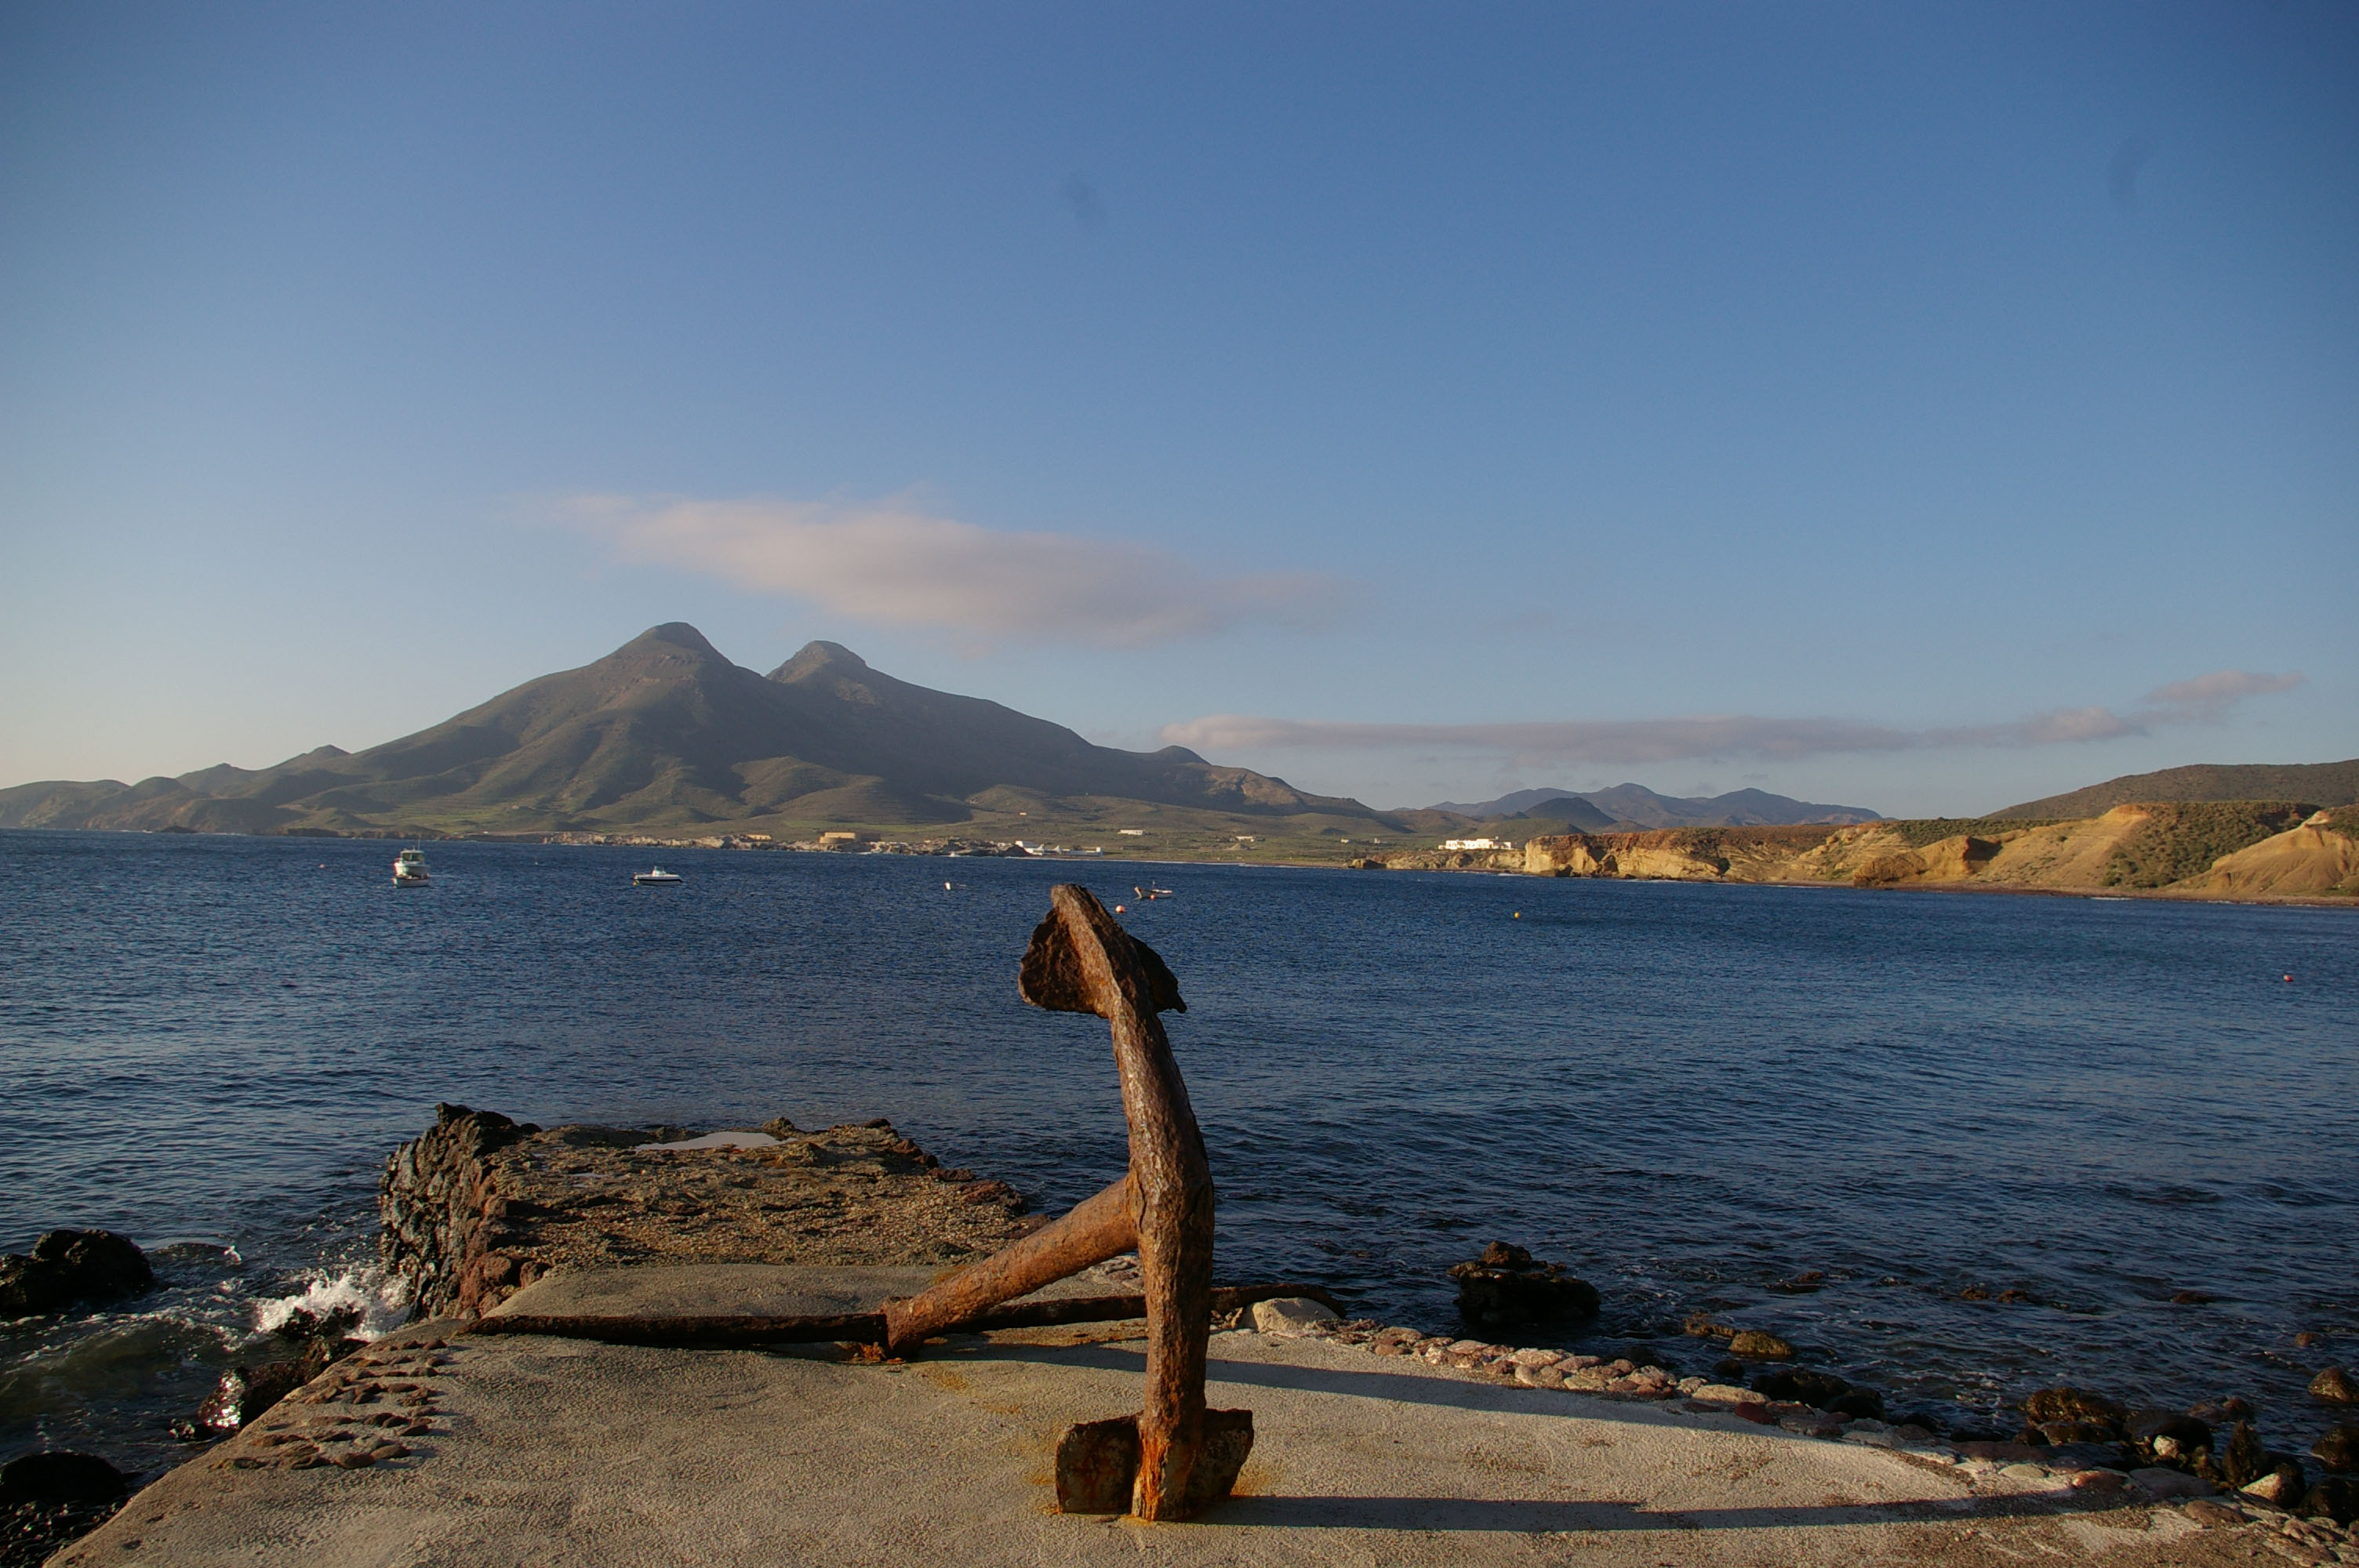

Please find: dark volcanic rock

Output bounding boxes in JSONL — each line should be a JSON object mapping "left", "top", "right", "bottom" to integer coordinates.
{"left": 2128, "top": 1409, "right": 2214, "bottom": 1468}
{"left": 1891, "top": 1406, "right": 1957, "bottom": 1438}
{"left": 0, "top": 1453, "right": 125, "bottom": 1508}
{"left": 2303, "top": 1475, "right": 2359, "bottom": 1526}
{"left": 196, "top": 1361, "right": 304, "bottom": 1432}
{"left": 2022, "top": 1387, "right": 2127, "bottom": 1432}
{"left": 271, "top": 1304, "right": 362, "bottom": 1341}
{"left": 2034, "top": 1419, "right": 2121, "bottom": 1447}
{"left": 2313, "top": 1367, "right": 2359, "bottom": 1405}
{"left": 2315, "top": 1425, "right": 2359, "bottom": 1474}
{"left": 297, "top": 1334, "right": 365, "bottom": 1382}
{"left": 2, "top": 1453, "right": 130, "bottom": 1568}
{"left": 1828, "top": 1388, "right": 1885, "bottom": 1421}
{"left": 2221, "top": 1421, "right": 2271, "bottom": 1488}
{"left": 0, "top": 1231, "right": 153, "bottom": 1317}
{"left": 1751, "top": 1369, "right": 1855, "bottom": 1410}
{"left": 1447, "top": 1242, "right": 1600, "bottom": 1327}
{"left": 2189, "top": 1396, "right": 2257, "bottom": 1426}
{"left": 1957, "top": 1440, "right": 2048, "bottom": 1463}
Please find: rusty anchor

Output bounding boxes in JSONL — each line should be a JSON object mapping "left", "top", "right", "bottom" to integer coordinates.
{"left": 881, "top": 884, "right": 1247, "bottom": 1521}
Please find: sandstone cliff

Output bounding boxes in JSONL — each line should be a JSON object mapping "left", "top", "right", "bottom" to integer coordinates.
{"left": 1360, "top": 804, "right": 2355, "bottom": 902}
{"left": 2179, "top": 811, "right": 2359, "bottom": 898}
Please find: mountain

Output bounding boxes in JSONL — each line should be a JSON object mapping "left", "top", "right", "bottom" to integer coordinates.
{"left": 0, "top": 624, "right": 1393, "bottom": 837}
{"left": 1430, "top": 787, "right": 1618, "bottom": 826}
{"left": 1427, "top": 782, "right": 1881, "bottom": 828}
{"left": 1992, "top": 759, "right": 2359, "bottom": 819}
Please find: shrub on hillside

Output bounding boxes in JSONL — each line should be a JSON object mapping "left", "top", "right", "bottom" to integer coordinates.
{"left": 1883, "top": 818, "right": 2059, "bottom": 849}
{"left": 2101, "top": 801, "right": 2315, "bottom": 888}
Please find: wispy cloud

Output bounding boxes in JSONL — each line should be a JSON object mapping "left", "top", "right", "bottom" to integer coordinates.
{"left": 1160, "top": 670, "right": 2305, "bottom": 765}
{"left": 554, "top": 494, "right": 1342, "bottom": 649}
{"left": 2142, "top": 669, "right": 2304, "bottom": 716}
{"left": 1159, "top": 714, "right": 1918, "bottom": 764}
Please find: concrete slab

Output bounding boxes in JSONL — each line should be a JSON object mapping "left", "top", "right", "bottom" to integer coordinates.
{"left": 52, "top": 1294, "right": 2256, "bottom": 1568}
{"left": 482, "top": 1261, "right": 1124, "bottom": 1321}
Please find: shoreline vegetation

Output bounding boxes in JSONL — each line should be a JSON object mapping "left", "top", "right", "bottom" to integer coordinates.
{"left": 17, "top": 797, "right": 2355, "bottom": 904}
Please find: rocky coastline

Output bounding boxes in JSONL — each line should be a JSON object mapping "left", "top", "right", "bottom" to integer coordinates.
{"left": 11, "top": 1114, "right": 2358, "bottom": 1566}
{"left": 1253, "top": 1304, "right": 2359, "bottom": 1559}
{"left": 1198, "top": 1238, "right": 2359, "bottom": 1555}
{"left": 365, "top": 1112, "right": 2359, "bottom": 1539}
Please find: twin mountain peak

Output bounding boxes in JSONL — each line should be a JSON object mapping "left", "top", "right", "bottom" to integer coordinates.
{"left": 0, "top": 624, "right": 1896, "bottom": 838}
{"left": 0, "top": 625, "right": 1361, "bottom": 837}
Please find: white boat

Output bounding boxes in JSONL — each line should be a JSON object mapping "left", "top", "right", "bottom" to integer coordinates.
{"left": 632, "top": 866, "right": 683, "bottom": 887}
{"left": 392, "top": 849, "right": 430, "bottom": 887}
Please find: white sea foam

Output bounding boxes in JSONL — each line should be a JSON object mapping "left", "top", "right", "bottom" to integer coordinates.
{"left": 251, "top": 1265, "right": 410, "bottom": 1340}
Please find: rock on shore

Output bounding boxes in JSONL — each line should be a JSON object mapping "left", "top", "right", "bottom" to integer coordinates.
{"left": 378, "top": 1105, "right": 1037, "bottom": 1319}
{"left": 1446, "top": 1243, "right": 1601, "bottom": 1327}
{"left": 0, "top": 1230, "right": 152, "bottom": 1317}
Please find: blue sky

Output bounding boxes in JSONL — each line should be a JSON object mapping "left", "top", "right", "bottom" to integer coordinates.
{"left": 4, "top": 2, "right": 2352, "bottom": 815}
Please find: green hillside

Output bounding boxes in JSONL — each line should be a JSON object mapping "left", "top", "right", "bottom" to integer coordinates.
{"left": 1991, "top": 759, "right": 2358, "bottom": 818}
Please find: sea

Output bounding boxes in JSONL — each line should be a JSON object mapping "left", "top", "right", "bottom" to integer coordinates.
{"left": 3, "top": 828, "right": 2354, "bottom": 1482}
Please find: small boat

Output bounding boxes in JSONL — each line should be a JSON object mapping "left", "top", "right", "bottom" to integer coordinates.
{"left": 632, "top": 866, "right": 683, "bottom": 887}
{"left": 392, "top": 849, "right": 430, "bottom": 887}
{"left": 1133, "top": 885, "right": 1174, "bottom": 901}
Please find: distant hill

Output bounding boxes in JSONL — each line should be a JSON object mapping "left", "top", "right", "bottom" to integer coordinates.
{"left": 1992, "top": 759, "right": 2359, "bottom": 819}
{"left": 1431, "top": 787, "right": 1619, "bottom": 827}
{"left": 1427, "top": 782, "right": 1881, "bottom": 829}
{"left": 0, "top": 624, "right": 1397, "bottom": 838}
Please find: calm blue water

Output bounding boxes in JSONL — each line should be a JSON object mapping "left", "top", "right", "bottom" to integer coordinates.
{"left": 3, "top": 829, "right": 2354, "bottom": 1478}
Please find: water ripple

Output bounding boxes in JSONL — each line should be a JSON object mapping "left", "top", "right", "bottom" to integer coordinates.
{"left": 3, "top": 830, "right": 2354, "bottom": 1472}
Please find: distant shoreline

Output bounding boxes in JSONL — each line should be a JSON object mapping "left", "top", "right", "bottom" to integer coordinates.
{"left": 5, "top": 821, "right": 2354, "bottom": 909}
